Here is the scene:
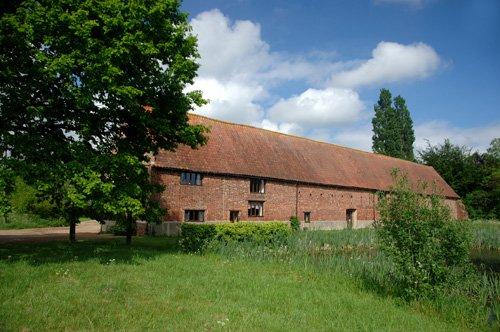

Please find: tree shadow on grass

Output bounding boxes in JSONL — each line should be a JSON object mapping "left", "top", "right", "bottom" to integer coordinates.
{"left": 0, "top": 236, "right": 181, "bottom": 266}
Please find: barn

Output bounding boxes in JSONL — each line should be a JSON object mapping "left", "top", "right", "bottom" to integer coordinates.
{"left": 150, "top": 114, "right": 467, "bottom": 234}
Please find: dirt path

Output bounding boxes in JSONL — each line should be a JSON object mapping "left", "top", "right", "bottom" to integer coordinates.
{"left": 0, "top": 220, "right": 102, "bottom": 244}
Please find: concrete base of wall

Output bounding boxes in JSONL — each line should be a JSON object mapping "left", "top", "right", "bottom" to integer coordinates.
{"left": 148, "top": 220, "right": 375, "bottom": 236}
{"left": 148, "top": 221, "right": 181, "bottom": 236}
{"left": 302, "top": 220, "right": 374, "bottom": 230}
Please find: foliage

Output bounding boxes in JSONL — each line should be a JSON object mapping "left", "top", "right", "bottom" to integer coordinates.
{"left": 179, "top": 223, "right": 218, "bottom": 253}
{"left": 372, "top": 89, "right": 415, "bottom": 161}
{"left": 375, "top": 170, "right": 473, "bottom": 299}
{"left": 180, "top": 222, "right": 292, "bottom": 252}
{"left": 0, "top": 212, "right": 65, "bottom": 230}
{"left": 0, "top": 0, "right": 207, "bottom": 241}
{"left": 0, "top": 163, "right": 15, "bottom": 222}
{"left": 9, "top": 177, "right": 58, "bottom": 217}
{"left": 109, "top": 221, "right": 136, "bottom": 236}
{"left": 419, "top": 138, "right": 500, "bottom": 219}
{"left": 289, "top": 215, "right": 300, "bottom": 231}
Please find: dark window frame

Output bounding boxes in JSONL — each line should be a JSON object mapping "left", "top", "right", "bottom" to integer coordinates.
{"left": 248, "top": 201, "right": 264, "bottom": 217}
{"left": 250, "top": 178, "right": 265, "bottom": 193}
{"left": 180, "top": 172, "right": 203, "bottom": 186}
{"left": 304, "top": 211, "right": 311, "bottom": 223}
{"left": 184, "top": 210, "right": 205, "bottom": 222}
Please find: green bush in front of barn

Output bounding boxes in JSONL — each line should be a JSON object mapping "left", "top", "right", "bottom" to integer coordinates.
{"left": 180, "top": 222, "right": 291, "bottom": 252}
{"left": 375, "top": 170, "right": 473, "bottom": 300}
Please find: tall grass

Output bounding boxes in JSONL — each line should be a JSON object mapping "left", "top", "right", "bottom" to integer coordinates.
{"left": 468, "top": 220, "right": 500, "bottom": 249}
{"left": 206, "top": 226, "right": 499, "bottom": 330}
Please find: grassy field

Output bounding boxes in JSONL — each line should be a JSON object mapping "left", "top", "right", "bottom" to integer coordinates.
{"left": 0, "top": 222, "right": 498, "bottom": 331}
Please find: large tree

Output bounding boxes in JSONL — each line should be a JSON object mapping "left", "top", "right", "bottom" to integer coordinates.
{"left": 0, "top": 0, "right": 207, "bottom": 241}
{"left": 419, "top": 139, "right": 500, "bottom": 219}
{"left": 372, "top": 89, "right": 415, "bottom": 161}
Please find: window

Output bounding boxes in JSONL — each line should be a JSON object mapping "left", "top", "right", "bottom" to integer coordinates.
{"left": 250, "top": 179, "right": 265, "bottom": 193}
{"left": 304, "top": 212, "right": 311, "bottom": 223}
{"left": 248, "top": 201, "right": 264, "bottom": 217}
{"left": 180, "top": 172, "right": 202, "bottom": 185}
{"left": 184, "top": 210, "right": 205, "bottom": 222}
{"left": 229, "top": 210, "right": 239, "bottom": 222}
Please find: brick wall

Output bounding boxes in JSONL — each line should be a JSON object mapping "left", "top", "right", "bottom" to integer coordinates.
{"left": 152, "top": 169, "right": 465, "bottom": 224}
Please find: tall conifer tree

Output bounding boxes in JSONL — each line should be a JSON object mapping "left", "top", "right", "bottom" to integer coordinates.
{"left": 372, "top": 89, "right": 415, "bottom": 161}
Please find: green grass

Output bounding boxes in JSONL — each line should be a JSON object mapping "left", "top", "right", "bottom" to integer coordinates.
{"left": 1, "top": 229, "right": 499, "bottom": 331}
{"left": 468, "top": 220, "right": 500, "bottom": 249}
{"left": 0, "top": 213, "right": 65, "bottom": 230}
{"left": 0, "top": 213, "right": 93, "bottom": 230}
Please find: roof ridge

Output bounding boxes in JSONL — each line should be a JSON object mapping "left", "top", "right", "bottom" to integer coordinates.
{"left": 188, "top": 113, "right": 427, "bottom": 167}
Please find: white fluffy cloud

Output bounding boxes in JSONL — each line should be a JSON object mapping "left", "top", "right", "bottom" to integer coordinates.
{"left": 189, "top": 77, "right": 265, "bottom": 124}
{"left": 189, "top": 9, "right": 349, "bottom": 125}
{"left": 187, "top": 9, "right": 480, "bottom": 155}
{"left": 414, "top": 121, "right": 500, "bottom": 152}
{"left": 190, "top": 9, "right": 271, "bottom": 81}
{"left": 322, "top": 121, "right": 500, "bottom": 153}
{"left": 267, "top": 88, "right": 365, "bottom": 130}
{"left": 330, "top": 42, "right": 441, "bottom": 88}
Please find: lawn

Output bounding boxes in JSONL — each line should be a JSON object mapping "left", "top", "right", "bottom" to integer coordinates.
{"left": 1, "top": 223, "right": 498, "bottom": 331}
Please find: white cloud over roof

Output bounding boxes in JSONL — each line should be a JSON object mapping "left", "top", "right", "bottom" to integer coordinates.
{"left": 187, "top": 9, "right": 496, "bottom": 153}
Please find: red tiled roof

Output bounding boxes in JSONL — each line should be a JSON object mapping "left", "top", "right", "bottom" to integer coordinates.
{"left": 154, "top": 114, "right": 459, "bottom": 198}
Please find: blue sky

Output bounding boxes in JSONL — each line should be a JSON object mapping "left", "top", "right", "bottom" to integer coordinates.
{"left": 182, "top": 0, "right": 500, "bottom": 152}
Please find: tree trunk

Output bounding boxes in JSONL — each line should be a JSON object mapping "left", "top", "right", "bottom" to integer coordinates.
{"left": 125, "top": 214, "right": 133, "bottom": 245}
{"left": 69, "top": 218, "right": 76, "bottom": 243}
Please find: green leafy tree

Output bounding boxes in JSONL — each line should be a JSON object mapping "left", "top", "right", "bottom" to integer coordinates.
{"left": 0, "top": 163, "right": 15, "bottom": 222}
{"left": 0, "top": 0, "right": 207, "bottom": 241}
{"left": 95, "top": 154, "right": 163, "bottom": 245}
{"left": 419, "top": 139, "right": 500, "bottom": 219}
{"left": 376, "top": 170, "right": 472, "bottom": 299}
{"left": 372, "top": 89, "right": 415, "bottom": 161}
{"left": 487, "top": 138, "right": 500, "bottom": 160}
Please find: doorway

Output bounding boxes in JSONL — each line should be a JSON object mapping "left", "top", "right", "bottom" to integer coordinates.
{"left": 229, "top": 210, "right": 239, "bottom": 222}
{"left": 346, "top": 209, "right": 357, "bottom": 229}
{"left": 304, "top": 211, "right": 311, "bottom": 223}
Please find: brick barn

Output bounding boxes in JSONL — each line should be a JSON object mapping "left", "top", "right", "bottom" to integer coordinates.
{"left": 150, "top": 115, "right": 467, "bottom": 234}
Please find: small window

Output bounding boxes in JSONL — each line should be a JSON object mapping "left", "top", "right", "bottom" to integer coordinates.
{"left": 184, "top": 210, "right": 205, "bottom": 222}
{"left": 248, "top": 201, "right": 263, "bottom": 217}
{"left": 304, "top": 212, "right": 311, "bottom": 223}
{"left": 229, "top": 210, "right": 239, "bottom": 222}
{"left": 180, "top": 172, "right": 202, "bottom": 185}
{"left": 250, "top": 179, "right": 265, "bottom": 193}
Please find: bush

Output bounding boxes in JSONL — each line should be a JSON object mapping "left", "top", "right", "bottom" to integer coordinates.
{"left": 109, "top": 221, "right": 137, "bottom": 236}
{"left": 10, "top": 177, "right": 58, "bottom": 218}
{"left": 180, "top": 222, "right": 291, "bottom": 252}
{"left": 290, "top": 215, "right": 300, "bottom": 231}
{"left": 179, "top": 223, "right": 218, "bottom": 252}
{"left": 375, "top": 170, "right": 472, "bottom": 299}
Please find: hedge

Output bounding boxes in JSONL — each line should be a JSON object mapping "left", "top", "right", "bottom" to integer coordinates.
{"left": 179, "top": 222, "right": 291, "bottom": 252}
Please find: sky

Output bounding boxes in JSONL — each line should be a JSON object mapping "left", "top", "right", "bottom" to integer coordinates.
{"left": 181, "top": 0, "right": 500, "bottom": 153}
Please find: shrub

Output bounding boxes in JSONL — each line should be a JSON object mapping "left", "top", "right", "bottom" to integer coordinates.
{"left": 180, "top": 222, "right": 291, "bottom": 252}
{"left": 179, "top": 223, "right": 217, "bottom": 252}
{"left": 10, "top": 177, "right": 58, "bottom": 218}
{"left": 375, "top": 170, "right": 472, "bottom": 299}
{"left": 290, "top": 216, "right": 300, "bottom": 231}
{"left": 109, "top": 221, "right": 136, "bottom": 236}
